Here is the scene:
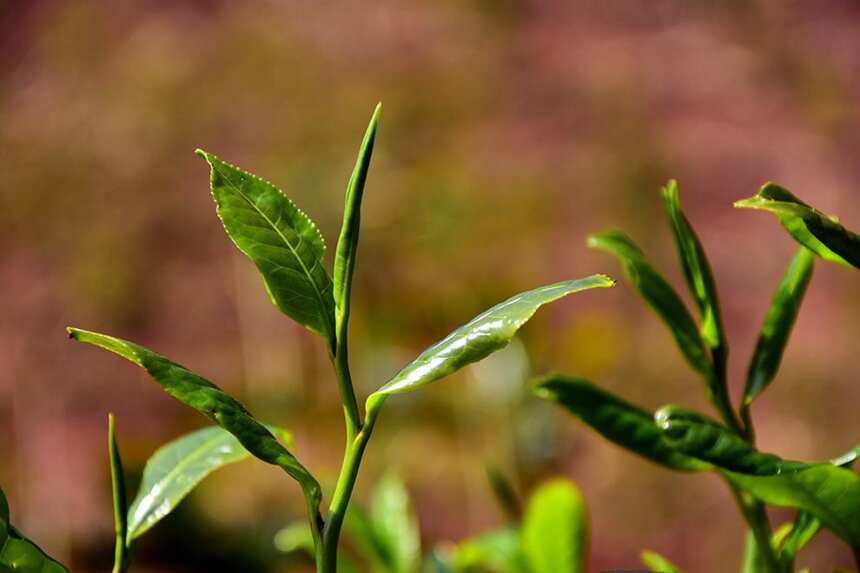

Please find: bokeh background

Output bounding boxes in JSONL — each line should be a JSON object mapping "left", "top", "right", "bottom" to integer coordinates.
{"left": 2, "top": 1, "right": 860, "bottom": 571}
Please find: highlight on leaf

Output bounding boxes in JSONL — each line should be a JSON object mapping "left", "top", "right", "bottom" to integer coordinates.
{"left": 365, "top": 275, "right": 614, "bottom": 421}
{"left": 735, "top": 183, "right": 860, "bottom": 269}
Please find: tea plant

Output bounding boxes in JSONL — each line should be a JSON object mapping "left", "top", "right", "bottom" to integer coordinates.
{"left": 58, "top": 104, "right": 613, "bottom": 573}
{"left": 535, "top": 181, "right": 860, "bottom": 572}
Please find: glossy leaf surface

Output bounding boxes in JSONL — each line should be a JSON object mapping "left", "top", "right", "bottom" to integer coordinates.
{"left": 735, "top": 183, "right": 860, "bottom": 268}
{"left": 197, "top": 149, "right": 336, "bottom": 339}
{"left": 655, "top": 406, "right": 798, "bottom": 475}
{"left": 662, "top": 180, "right": 726, "bottom": 351}
{"left": 743, "top": 248, "right": 814, "bottom": 409}
{"left": 127, "top": 425, "right": 291, "bottom": 542}
{"left": 333, "top": 103, "right": 380, "bottom": 317}
{"left": 366, "top": 276, "right": 614, "bottom": 419}
{"left": 535, "top": 376, "right": 707, "bottom": 471}
{"left": 0, "top": 488, "right": 68, "bottom": 573}
{"left": 521, "top": 479, "right": 587, "bottom": 573}
{"left": 640, "top": 550, "right": 683, "bottom": 573}
{"left": 588, "top": 230, "right": 710, "bottom": 375}
{"left": 67, "top": 328, "right": 321, "bottom": 509}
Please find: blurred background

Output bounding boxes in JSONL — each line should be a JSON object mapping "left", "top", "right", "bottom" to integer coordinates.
{"left": 2, "top": 1, "right": 860, "bottom": 571}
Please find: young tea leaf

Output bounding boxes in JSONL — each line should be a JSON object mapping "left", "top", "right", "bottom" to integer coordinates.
{"left": 742, "top": 248, "right": 815, "bottom": 412}
{"left": 0, "top": 487, "right": 69, "bottom": 573}
{"left": 662, "top": 180, "right": 726, "bottom": 352}
{"left": 521, "top": 479, "right": 587, "bottom": 573}
{"left": 108, "top": 415, "right": 129, "bottom": 573}
{"left": 735, "top": 183, "right": 860, "bottom": 269}
{"left": 333, "top": 103, "right": 381, "bottom": 322}
{"left": 448, "top": 527, "right": 524, "bottom": 573}
{"left": 368, "top": 473, "right": 421, "bottom": 573}
{"left": 127, "top": 425, "right": 291, "bottom": 542}
{"left": 197, "top": 150, "right": 336, "bottom": 342}
{"left": 640, "top": 549, "right": 683, "bottom": 573}
{"left": 588, "top": 230, "right": 711, "bottom": 376}
{"left": 535, "top": 376, "right": 708, "bottom": 472}
{"left": 655, "top": 406, "right": 799, "bottom": 475}
{"left": 67, "top": 328, "right": 321, "bottom": 513}
{"left": 365, "top": 276, "right": 614, "bottom": 422}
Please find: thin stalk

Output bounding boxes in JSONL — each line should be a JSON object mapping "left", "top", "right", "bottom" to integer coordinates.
{"left": 710, "top": 346, "right": 745, "bottom": 437}
{"left": 728, "top": 482, "right": 782, "bottom": 573}
{"left": 108, "top": 415, "right": 130, "bottom": 573}
{"left": 320, "top": 422, "right": 375, "bottom": 573}
{"left": 331, "top": 330, "right": 361, "bottom": 444}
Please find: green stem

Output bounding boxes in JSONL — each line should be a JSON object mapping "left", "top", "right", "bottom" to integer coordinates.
{"left": 320, "top": 421, "right": 375, "bottom": 573}
{"left": 331, "top": 337, "right": 361, "bottom": 444}
{"left": 108, "top": 415, "right": 130, "bottom": 573}
{"left": 728, "top": 482, "right": 782, "bottom": 573}
{"left": 710, "top": 346, "right": 745, "bottom": 437}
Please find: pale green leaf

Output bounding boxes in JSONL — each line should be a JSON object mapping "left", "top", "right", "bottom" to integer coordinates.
{"left": 521, "top": 479, "right": 587, "bottom": 573}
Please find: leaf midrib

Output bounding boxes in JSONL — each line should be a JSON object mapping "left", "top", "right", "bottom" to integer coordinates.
{"left": 216, "top": 164, "right": 332, "bottom": 336}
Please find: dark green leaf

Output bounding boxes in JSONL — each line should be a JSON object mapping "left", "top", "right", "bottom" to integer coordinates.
{"left": 535, "top": 376, "right": 707, "bottom": 471}
{"left": 521, "top": 479, "right": 587, "bottom": 573}
{"left": 197, "top": 149, "right": 336, "bottom": 341}
{"left": 640, "top": 549, "right": 683, "bottom": 573}
{"left": 735, "top": 183, "right": 860, "bottom": 269}
{"left": 333, "top": 103, "right": 381, "bottom": 322}
{"left": 662, "top": 180, "right": 726, "bottom": 351}
{"left": 655, "top": 406, "right": 798, "bottom": 475}
{"left": 67, "top": 328, "right": 321, "bottom": 513}
{"left": 127, "top": 425, "right": 291, "bottom": 542}
{"left": 742, "top": 248, "right": 815, "bottom": 410}
{"left": 588, "top": 230, "right": 710, "bottom": 375}
{"left": 0, "top": 488, "right": 68, "bottom": 573}
{"left": 366, "top": 276, "right": 614, "bottom": 421}
{"left": 108, "top": 415, "right": 129, "bottom": 573}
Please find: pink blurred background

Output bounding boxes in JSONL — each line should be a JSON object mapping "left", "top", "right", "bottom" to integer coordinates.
{"left": 2, "top": 1, "right": 859, "bottom": 571}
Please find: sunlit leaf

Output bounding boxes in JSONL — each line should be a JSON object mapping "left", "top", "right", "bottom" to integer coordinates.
{"left": 735, "top": 183, "right": 860, "bottom": 269}
{"left": 640, "top": 549, "right": 683, "bottom": 573}
{"left": 662, "top": 180, "right": 726, "bottom": 352}
{"left": 588, "top": 230, "right": 710, "bottom": 375}
{"left": 334, "top": 103, "right": 381, "bottom": 321}
{"left": 742, "top": 247, "right": 814, "bottom": 414}
{"left": 0, "top": 487, "right": 68, "bottom": 573}
{"left": 197, "top": 149, "right": 336, "bottom": 341}
{"left": 67, "top": 328, "right": 321, "bottom": 514}
{"left": 535, "top": 376, "right": 707, "bottom": 471}
{"left": 127, "top": 425, "right": 290, "bottom": 542}
{"left": 366, "top": 276, "right": 614, "bottom": 421}
{"left": 521, "top": 479, "right": 587, "bottom": 573}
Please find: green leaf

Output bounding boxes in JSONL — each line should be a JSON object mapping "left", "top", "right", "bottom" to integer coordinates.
{"left": 725, "top": 464, "right": 860, "bottom": 547}
{"left": 369, "top": 473, "right": 420, "bottom": 573}
{"left": 776, "top": 511, "right": 819, "bottom": 566}
{"left": 657, "top": 409, "right": 860, "bottom": 545}
{"left": 735, "top": 183, "right": 860, "bottom": 269}
{"left": 449, "top": 527, "right": 524, "bottom": 573}
{"left": 333, "top": 103, "right": 381, "bottom": 322}
{"left": 0, "top": 488, "right": 68, "bottom": 573}
{"left": 535, "top": 376, "right": 707, "bottom": 471}
{"left": 67, "top": 328, "right": 321, "bottom": 514}
{"left": 640, "top": 549, "right": 683, "bottom": 573}
{"left": 742, "top": 248, "right": 815, "bottom": 411}
{"left": 655, "top": 406, "right": 799, "bottom": 475}
{"left": 588, "top": 230, "right": 710, "bottom": 376}
{"left": 108, "top": 415, "right": 129, "bottom": 573}
{"left": 521, "top": 479, "right": 588, "bottom": 573}
{"left": 274, "top": 521, "right": 315, "bottom": 555}
{"left": 127, "top": 425, "right": 291, "bottom": 542}
{"left": 197, "top": 149, "right": 336, "bottom": 341}
{"left": 366, "top": 276, "right": 614, "bottom": 421}
{"left": 739, "top": 530, "right": 767, "bottom": 573}
{"left": 662, "top": 180, "right": 726, "bottom": 351}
